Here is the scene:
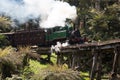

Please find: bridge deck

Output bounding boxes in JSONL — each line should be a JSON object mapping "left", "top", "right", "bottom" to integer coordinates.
{"left": 62, "top": 39, "right": 120, "bottom": 51}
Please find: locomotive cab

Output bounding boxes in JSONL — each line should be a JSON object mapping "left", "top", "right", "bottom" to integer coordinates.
{"left": 45, "top": 24, "right": 73, "bottom": 45}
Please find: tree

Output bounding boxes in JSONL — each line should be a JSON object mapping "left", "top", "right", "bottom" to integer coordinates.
{"left": 0, "top": 34, "right": 9, "bottom": 48}
{"left": 64, "top": 0, "right": 120, "bottom": 41}
{"left": 86, "top": 4, "right": 120, "bottom": 41}
{"left": 0, "top": 16, "right": 12, "bottom": 33}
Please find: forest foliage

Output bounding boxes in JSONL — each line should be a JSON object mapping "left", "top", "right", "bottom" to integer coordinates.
{"left": 64, "top": 0, "right": 120, "bottom": 41}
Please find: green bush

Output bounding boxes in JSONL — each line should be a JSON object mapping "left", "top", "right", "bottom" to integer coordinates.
{"left": 0, "top": 47, "right": 31, "bottom": 79}
{"left": 0, "top": 34, "right": 9, "bottom": 48}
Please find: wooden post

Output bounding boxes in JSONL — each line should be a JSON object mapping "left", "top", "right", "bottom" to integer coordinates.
{"left": 76, "top": 53, "right": 80, "bottom": 70}
{"left": 96, "top": 50, "right": 102, "bottom": 80}
{"left": 71, "top": 51, "right": 79, "bottom": 69}
{"left": 110, "top": 46, "right": 119, "bottom": 80}
{"left": 0, "top": 63, "right": 2, "bottom": 80}
{"left": 47, "top": 53, "right": 51, "bottom": 62}
{"left": 57, "top": 52, "right": 64, "bottom": 65}
{"left": 68, "top": 53, "right": 72, "bottom": 68}
{"left": 118, "top": 46, "right": 120, "bottom": 73}
{"left": 60, "top": 53, "right": 64, "bottom": 65}
{"left": 90, "top": 49, "right": 98, "bottom": 80}
{"left": 57, "top": 52, "right": 61, "bottom": 65}
{"left": 71, "top": 53, "right": 75, "bottom": 69}
{"left": 112, "top": 48, "right": 118, "bottom": 72}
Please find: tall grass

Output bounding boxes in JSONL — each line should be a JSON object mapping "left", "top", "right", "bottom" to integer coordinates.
{"left": 30, "top": 64, "right": 83, "bottom": 80}
{"left": 0, "top": 47, "right": 87, "bottom": 80}
{"left": 18, "top": 46, "right": 31, "bottom": 54}
{"left": 0, "top": 46, "right": 32, "bottom": 79}
{"left": 0, "top": 46, "right": 13, "bottom": 57}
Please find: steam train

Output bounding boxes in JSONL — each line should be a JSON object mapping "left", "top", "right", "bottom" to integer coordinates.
{"left": 4, "top": 22, "right": 84, "bottom": 47}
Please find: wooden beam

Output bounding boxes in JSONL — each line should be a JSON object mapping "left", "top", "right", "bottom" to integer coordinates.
{"left": 108, "top": 46, "right": 119, "bottom": 80}
{"left": 56, "top": 52, "right": 61, "bottom": 65}
{"left": 68, "top": 53, "right": 72, "bottom": 68}
{"left": 112, "top": 47, "right": 118, "bottom": 73}
{"left": 71, "top": 54, "right": 75, "bottom": 69}
{"left": 90, "top": 49, "right": 98, "bottom": 80}
{"left": 96, "top": 50, "right": 102, "bottom": 80}
{"left": 118, "top": 46, "right": 120, "bottom": 73}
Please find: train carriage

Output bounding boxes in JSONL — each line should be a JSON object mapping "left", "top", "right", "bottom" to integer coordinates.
{"left": 4, "top": 29, "right": 46, "bottom": 46}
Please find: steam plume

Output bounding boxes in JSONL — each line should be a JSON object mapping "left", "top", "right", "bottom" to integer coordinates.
{"left": 0, "top": 0, "right": 77, "bottom": 28}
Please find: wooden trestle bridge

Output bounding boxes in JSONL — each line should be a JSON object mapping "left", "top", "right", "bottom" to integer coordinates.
{"left": 37, "top": 39, "right": 120, "bottom": 80}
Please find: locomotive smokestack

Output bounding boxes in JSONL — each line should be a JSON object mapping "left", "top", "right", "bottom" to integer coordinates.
{"left": 0, "top": 0, "right": 77, "bottom": 28}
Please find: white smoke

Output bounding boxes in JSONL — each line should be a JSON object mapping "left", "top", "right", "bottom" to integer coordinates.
{"left": 51, "top": 41, "right": 69, "bottom": 53}
{"left": 0, "top": 0, "right": 77, "bottom": 28}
